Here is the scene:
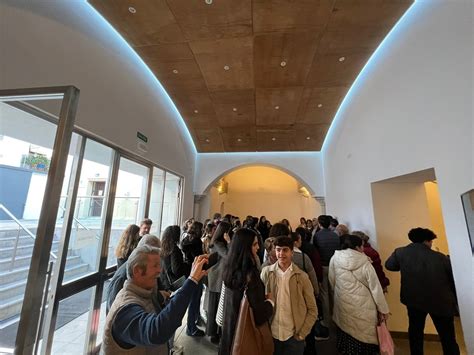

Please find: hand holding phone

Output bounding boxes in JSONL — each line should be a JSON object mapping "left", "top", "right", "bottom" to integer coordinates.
{"left": 203, "top": 252, "right": 219, "bottom": 270}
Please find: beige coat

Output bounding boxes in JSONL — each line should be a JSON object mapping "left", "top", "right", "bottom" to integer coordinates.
{"left": 260, "top": 262, "right": 317, "bottom": 339}
{"left": 329, "top": 249, "right": 389, "bottom": 344}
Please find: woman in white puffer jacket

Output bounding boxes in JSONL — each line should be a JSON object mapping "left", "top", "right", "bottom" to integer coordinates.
{"left": 329, "top": 235, "right": 389, "bottom": 354}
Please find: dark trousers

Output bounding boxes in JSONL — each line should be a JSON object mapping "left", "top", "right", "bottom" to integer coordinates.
{"left": 407, "top": 307, "right": 460, "bottom": 355}
{"left": 187, "top": 283, "right": 203, "bottom": 333}
{"left": 273, "top": 337, "right": 305, "bottom": 355}
{"left": 206, "top": 291, "right": 220, "bottom": 337}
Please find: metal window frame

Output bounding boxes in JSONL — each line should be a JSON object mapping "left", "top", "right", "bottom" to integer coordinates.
{"left": 4, "top": 88, "right": 185, "bottom": 354}
{"left": 0, "top": 86, "right": 81, "bottom": 355}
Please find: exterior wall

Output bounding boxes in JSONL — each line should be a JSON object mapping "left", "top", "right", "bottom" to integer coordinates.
{"left": 322, "top": 0, "right": 473, "bottom": 351}
{"left": 0, "top": 1, "right": 196, "bottom": 223}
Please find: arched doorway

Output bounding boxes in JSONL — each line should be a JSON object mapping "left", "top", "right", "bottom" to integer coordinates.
{"left": 196, "top": 165, "right": 323, "bottom": 228}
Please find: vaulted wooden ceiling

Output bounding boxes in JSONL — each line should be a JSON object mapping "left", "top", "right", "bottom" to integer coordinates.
{"left": 90, "top": 0, "right": 412, "bottom": 152}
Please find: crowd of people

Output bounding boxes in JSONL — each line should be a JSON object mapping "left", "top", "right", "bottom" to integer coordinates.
{"left": 102, "top": 214, "right": 460, "bottom": 355}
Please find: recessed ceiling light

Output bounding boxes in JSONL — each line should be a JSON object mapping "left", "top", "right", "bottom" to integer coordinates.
{"left": 172, "top": 69, "right": 179, "bottom": 74}
{"left": 271, "top": 137, "right": 276, "bottom": 141}
{"left": 205, "top": 0, "right": 213, "bottom": 4}
{"left": 274, "top": 105, "right": 280, "bottom": 110}
{"left": 205, "top": 138, "right": 210, "bottom": 143}
{"left": 306, "top": 136, "right": 311, "bottom": 140}
{"left": 224, "top": 65, "right": 230, "bottom": 71}
{"left": 317, "top": 103, "right": 323, "bottom": 108}
{"left": 194, "top": 109, "right": 199, "bottom": 113}
{"left": 237, "top": 138, "right": 242, "bottom": 142}
{"left": 280, "top": 61, "right": 287, "bottom": 67}
{"left": 232, "top": 107, "right": 238, "bottom": 112}
{"left": 338, "top": 56, "right": 345, "bottom": 62}
{"left": 128, "top": 7, "right": 136, "bottom": 14}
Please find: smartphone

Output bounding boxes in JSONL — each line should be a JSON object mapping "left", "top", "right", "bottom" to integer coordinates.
{"left": 203, "top": 252, "right": 219, "bottom": 270}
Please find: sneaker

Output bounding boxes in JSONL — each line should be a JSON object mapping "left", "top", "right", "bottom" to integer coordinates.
{"left": 171, "top": 345, "right": 184, "bottom": 354}
{"left": 186, "top": 329, "right": 205, "bottom": 337}
{"left": 314, "top": 321, "right": 330, "bottom": 341}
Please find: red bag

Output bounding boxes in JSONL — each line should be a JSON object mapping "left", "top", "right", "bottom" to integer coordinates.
{"left": 377, "top": 320, "right": 395, "bottom": 355}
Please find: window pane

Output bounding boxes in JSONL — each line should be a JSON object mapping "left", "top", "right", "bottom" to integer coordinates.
{"left": 50, "top": 287, "right": 95, "bottom": 354}
{"left": 149, "top": 168, "right": 165, "bottom": 236}
{"left": 107, "top": 158, "right": 149, "bottom": 267}
{"left": 62, "top": 139, "right": 114, "bottom": 282}
{"left": 161, "top": 172, "right": 181, "bottom": 234}
{"left": 0, "top": 101, "right": 60, "bottom": 349}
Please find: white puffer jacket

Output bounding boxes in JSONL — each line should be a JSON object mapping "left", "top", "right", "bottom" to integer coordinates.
{"left": 329, "top": 249, "right": 389, "bottom": 344}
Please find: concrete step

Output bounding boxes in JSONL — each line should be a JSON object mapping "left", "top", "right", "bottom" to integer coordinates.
{"left": 0, "top": 241, "right": 59, "bottom": 259}
{"left": 0, "top": 253, "right": 82, "bottom": 272}
{"left": 0, "top": 235, "right": 38, "bottom": 248}
{"left": 0, "top": 263, "right": 90, "bottom": 321}
{"left": 0, "top": 227, "right": 39, "bottom": 239}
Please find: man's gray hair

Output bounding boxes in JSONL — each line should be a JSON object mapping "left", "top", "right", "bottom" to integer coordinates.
{"left": 137, "top": 234, "right": 161, "bottom": 248}
{"left": 126, "top": 244, "right": 160, "bottom": 280}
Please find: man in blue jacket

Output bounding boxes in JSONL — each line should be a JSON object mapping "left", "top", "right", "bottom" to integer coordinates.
{"left": 101, "top": 245, "right": 208, "bottom": 355}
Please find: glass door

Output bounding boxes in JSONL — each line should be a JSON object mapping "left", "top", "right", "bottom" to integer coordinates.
{"left": 0, "top": 87, "right": 79, "bottom": 354}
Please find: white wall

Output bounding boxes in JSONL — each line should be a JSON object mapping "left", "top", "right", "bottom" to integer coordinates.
{"left": 372, "top": 182, "right": 440, "bottom": 334}
{"left": 0, "top": 1, "right": 197, "bottom": 221}
{"left": 204, "top": 166, "right": 321, "bottom": 227}
{"left": 322, "top": 0, "right": 473, "bottom": 351}
{"left": 194, "top": 152, "right": 325, "bottom": 196}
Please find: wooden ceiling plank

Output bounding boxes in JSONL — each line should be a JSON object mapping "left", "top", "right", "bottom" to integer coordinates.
{"left": 167, "top": 0, "right": 252, "bottom": 41}
{"left": 89, "top": 0, "right": 186, "bottom": 45}
{"left": 254, "top": 31, "right": 321, "bottom": 88}
{"left": 253, "top": 0, "right": 335, "bottom": 34}
{"left": 190, "top": 37, "right": 254, "bottom": 91}
{"left": 256, "top": 87, "right": 304, "bottom": 126}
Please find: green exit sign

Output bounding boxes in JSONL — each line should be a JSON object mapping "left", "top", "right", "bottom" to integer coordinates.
{"left": 137, "top": 131, "right": 148, "bottom": 143}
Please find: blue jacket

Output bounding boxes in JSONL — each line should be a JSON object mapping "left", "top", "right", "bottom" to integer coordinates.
{"left": 112, "top": 278, "right": 199, "bottom": 348}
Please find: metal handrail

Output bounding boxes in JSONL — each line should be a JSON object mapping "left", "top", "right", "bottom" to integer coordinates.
{"left": 0, "top": 203, "right": 57, "bottom": 270}
{"left": 57, "top": 204, "right": 101, "bottom": 240}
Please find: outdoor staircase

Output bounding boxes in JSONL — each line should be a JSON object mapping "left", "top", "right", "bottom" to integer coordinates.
{"left": 0, "top": 228, "right": 90, "bottom": 327}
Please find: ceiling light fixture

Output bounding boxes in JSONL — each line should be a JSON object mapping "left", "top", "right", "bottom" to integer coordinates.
{"left": 306, "top": 136, "right": 311, "bottom": 140}
{"left": 339, "top": 56, "right": 345, "bottom": 62}
{"left": 271, "top": 137, "right": 276, "bottom": 141}
{"left": 280, "top": 61, "right": 287, "bottom": 67}
{"left": 194, "top": 109, "right": 199, "bottom": 113}
{"left": 128, "top": 7, "right": 136, "bottom": 14}
{"left": 205, "top": 0, "right": 213, "bottom": 4}
{"left": 317, "top": 103, "right": 323, "bottom": 108}
{"left": 224, "top": 65, "right": 230, "bottom": 71}
{"left": 172, "top": 69, "right": 179, "bottom": 74}
{"left": 274, "top": 105, "right": 280, "bottom": 110}
{"left": 237, "top": 138, "right": 242, "bottom": 142}
{"left": 205, "top": 138, "right": 210, "bottom": 143}
{"left": 232, "top": 107, "right": 237, "bottom": 112}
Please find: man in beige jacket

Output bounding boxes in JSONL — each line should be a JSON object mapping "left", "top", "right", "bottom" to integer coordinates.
{"left": 261, "top": 236, "right": 317, "bottom": 355}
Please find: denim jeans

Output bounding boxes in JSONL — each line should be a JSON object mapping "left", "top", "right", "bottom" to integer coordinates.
{"left": 186, "top": 283, "right": 203, "bottom": 333}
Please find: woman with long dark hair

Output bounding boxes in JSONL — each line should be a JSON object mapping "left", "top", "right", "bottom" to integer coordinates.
{"left": 206, "top": 221, "right": 232, "bottom": 343}
{"left": 160, "top": 225, "right": 190, "bottom": 289}
{"left": 219, "top": 228, "right": 273, "bottom": 355}
{"left": 115, "top": 224, "right": 140, "bottom": 267}
{"left": 180, "top": 221, "right": 206, "bottom": 337}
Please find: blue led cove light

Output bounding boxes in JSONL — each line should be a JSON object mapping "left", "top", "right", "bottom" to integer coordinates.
{"left": 321, "top": 0, "right": 422, "bottom": 153}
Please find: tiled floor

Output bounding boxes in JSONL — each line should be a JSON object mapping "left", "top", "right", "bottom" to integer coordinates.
{"left": 36, "top": 301, "right": 468, "bottom": 355}
{"left": 173, "top": 318, "right": 468, "bottom": 355}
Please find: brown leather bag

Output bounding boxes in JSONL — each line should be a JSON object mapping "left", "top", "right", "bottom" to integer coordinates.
{"left": 231, "top": 290, "right": 274, "bottom": 355}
